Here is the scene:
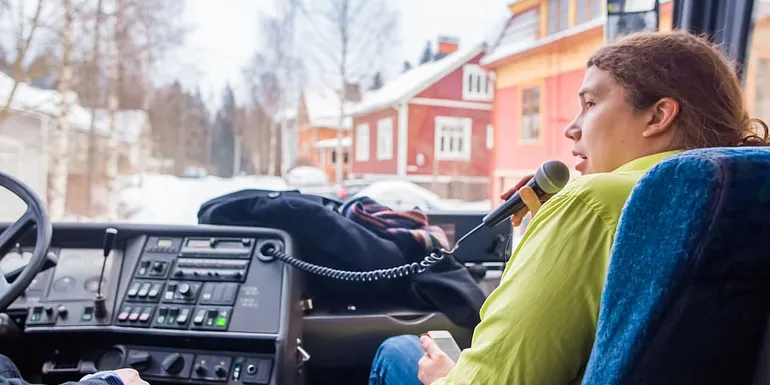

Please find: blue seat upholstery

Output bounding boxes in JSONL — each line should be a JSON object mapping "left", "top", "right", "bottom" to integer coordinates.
{"left": 582, "top": 147, "right": 770, "bottom": 385}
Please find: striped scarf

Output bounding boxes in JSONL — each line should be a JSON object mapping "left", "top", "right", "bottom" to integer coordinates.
{"left": 342, "top": 196, "right": 450, "bottom": 252}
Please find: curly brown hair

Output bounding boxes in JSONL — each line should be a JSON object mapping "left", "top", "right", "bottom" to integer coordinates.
{"left": 587, "top": 30, "right": 769, "bottom": 148}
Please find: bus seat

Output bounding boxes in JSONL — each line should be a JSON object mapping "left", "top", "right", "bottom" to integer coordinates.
{"left": 581, "top": 147, "right": 770, "bottom": 385}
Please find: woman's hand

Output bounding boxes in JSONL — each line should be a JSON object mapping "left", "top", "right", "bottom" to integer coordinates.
{"left": 417, "top": 335, "right": 456, "bottom": 384}
{"left": 499, "top": 174, "right": 550, "bottom": 226}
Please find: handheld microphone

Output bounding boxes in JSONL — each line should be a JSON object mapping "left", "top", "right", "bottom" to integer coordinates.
{"left": 482, "top": 160, "right": 570, "bottom": 227}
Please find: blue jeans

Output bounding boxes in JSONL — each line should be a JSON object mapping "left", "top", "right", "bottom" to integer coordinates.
{"left": 0, "top": 355, "right": 21, "bottom": 379}
{"left": 369, "top": 335, "right": 424, "bottom": 385}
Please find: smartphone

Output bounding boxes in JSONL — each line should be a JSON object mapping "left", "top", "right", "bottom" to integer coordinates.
{"left": 426, "top": 330, "right": 463, "bottom": 362}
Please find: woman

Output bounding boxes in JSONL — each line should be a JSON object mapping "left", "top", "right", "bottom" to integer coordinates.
{"left": 368, "top": 31, "right": 769, "bottom": 385}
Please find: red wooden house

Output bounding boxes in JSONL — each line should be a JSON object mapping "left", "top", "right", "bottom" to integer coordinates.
{"left": 349, "top": 38, "right": 494, "bottom": 201}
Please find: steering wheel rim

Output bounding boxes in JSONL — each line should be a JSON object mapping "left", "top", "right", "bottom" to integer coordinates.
{"left": 0, "top": 171, "right": 52, "bottom": 311}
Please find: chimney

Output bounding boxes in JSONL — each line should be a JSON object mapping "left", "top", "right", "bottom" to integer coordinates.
{"left": 344, "top": 83, "right": 362, "bottom": 102}
{"left": 436, "top": 35, "right": 459, "bottom": 59}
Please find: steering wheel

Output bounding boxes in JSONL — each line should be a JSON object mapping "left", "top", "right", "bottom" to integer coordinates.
{"left": 0, "top": 172, "right": 52, "bottom": 311}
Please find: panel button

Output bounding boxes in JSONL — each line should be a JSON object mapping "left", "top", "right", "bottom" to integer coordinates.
{"left": 166, "top": 307, "right": 180, "bottom": 324}
{"left": 148, "top": 283, "right": 162, "bottom": 299}
{"left": 215, "top": 309, "right": 229, "bottom": 328}
{"left": 193, "top": 309, "right": 206, "bottom": 325}
{"left": 205, "top": 310, "right": 218, "bottom": 327}
{"left": 138, "top": 306, "right": 154, "bottom": 323}
{"left": 117, "top": 305, "right": 132, "bottom": 322}
{"left": 137, "top": 283, "right": 151, "bottom": 297}
{"left": 29, "top": 306, "right": 43, "bottom": 322}
{"left": 128, "top": 308, "right": 141, "bottom": 322}
{"left": 200, "top": 283, "right": 215, "bottom": 303}
{"left": 82, "top": 306, "right": 94, "bottom": 321}
{"left": 177, "top": 307, "right": 191, "bottom": 325}
{"left": 127, "top": 282, "right": 140, "bottom": 297}
{"left": 155, "top": 307, "right": 168, "bottom": 325}
{"left": 222, "top": 284, "right": 238, "bottom": 305}
{"left": 136, "top": 261, "right": 150, "bottom": 276}
{"left": 164, "top": 283, "right": 176, "bottom": 300}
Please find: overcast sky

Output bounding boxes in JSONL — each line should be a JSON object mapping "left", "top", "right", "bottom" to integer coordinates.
{"left": 168, "top": 0, "right": 512, "bottom": 107}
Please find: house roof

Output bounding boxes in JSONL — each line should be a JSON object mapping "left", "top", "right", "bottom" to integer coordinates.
{"left": 482, "top": 0, "right": 685, "bottom": 67}
{"left": 351, "top": 43, "right": 487, "bottom": 116}
{"left": 273, "top": 106, "right": 298, "bottom": 123}
{"left": 481, "top": 16, "right": 604, "bottom": 67}
{"left": 313, "top": 136, "right": 351, "bottom": 149}
{"left": 0, "top": 72, "right": 148, "bottom": 143}
{"left": 0, "top": 71, "right": 93, "bottom": 128}
{"left": 302, "top": 89, "right": 356, "bottom": 130}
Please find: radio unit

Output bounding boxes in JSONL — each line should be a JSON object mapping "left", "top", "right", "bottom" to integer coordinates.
{"left": 115, "top": 236, "right": 284, "bottom": 334}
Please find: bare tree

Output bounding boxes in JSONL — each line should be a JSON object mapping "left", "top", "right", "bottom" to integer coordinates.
{"left": 0, "top": 0, "right": 46, "bottom": 125}
{"left": 47, "top": 0, "right": 74, "bottom": 219}
{"left": 100, "top": 0, "right": 187, "bottom": 218}
{"left": 83, "top": 0, "right": 103, "bottom": 217}
{"left": 242, "top": 0, "right": 304, "bottom": 176}
{"left": 298, "top": 0, "right": 398, "bottom": 183}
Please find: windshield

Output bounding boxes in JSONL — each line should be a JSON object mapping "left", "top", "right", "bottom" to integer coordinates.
{"left": 0, "top": 0, "right": 767, "bottom": 232}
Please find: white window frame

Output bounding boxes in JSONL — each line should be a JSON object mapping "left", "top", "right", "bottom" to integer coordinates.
{"left": 376, "top": 118, "right": 393, "bottom": 160}
{"left": 486, "top": 124, "right": 494, "bottom": 149}
{"left": 462, "top": 64, "right": 494, "bottom": 102}
{"left": 355, "top": 123, "right": 370, "bottom": 161}
{"left": 434, "top": 116, "right": 472, "bottom": 161}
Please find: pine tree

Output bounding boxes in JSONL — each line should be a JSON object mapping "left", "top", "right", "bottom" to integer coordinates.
{"left": 403, "top": 61, "right": 412, "bottom": 72}
{"left": 370, "top": 72, "right": 383, "bottom": 90}
{"left": 419, "top": 40, "right": 433, "bottom": 64}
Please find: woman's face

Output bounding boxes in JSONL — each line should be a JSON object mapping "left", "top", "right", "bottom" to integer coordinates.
{"left": 564, "top": 66, "right": 653, "bottom": 174}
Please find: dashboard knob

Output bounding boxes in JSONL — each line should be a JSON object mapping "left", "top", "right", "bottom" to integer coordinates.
{"left": 126, "top": 351, "right": 152, "bottom": 371}
{"left": 151, "top": 261, "right": 164, "bottom": 272}
{"left": 161, "top": 353, "right": 185, "bottom": 374}
{"left": 56, "top": 305, "right": 68, "bottom": 318}
{"left": 214, "top": 365, "right": 227, "bottom": 377}
{"left": 178, "top": 283, "right": 191, "bottom": 296}
{"left": 194, "top": 363, "right": 207, "bottom": 376}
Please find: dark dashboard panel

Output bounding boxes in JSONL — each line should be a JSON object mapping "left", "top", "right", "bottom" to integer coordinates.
{"left": 1, "top": 223, "right": 303, "bottom": 385}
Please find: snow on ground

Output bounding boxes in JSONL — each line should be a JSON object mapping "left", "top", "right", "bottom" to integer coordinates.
{"left": 118, "top": 174, "right": 490, "bottom": 225}
{"left": 119, "top": 174, "right": 291, "bottom": 224}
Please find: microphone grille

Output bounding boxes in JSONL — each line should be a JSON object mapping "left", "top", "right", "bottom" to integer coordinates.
{"left": 535, "top": 160, "right": 570, "bottom": 194}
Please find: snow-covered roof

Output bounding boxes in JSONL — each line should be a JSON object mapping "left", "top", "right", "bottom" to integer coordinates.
{"left": 313, "top": 136, "right": 351, "bottom": 149}
{"left": 302, "top": 89, "right": 355, "bottom": 130}
{"left": 0, "top": 71, "right": 93, "bottom": 128}
{"left": 351, "top": 43, "right": 486, "bottom": 116}
{"left": 0, "top": 72, "right": 149, "bottom": 143}
{"left": 482, "top": 16, "right": 605, "bottom": 66}
{"left": 481, "top": 0, "right": 684, "bottom": 67}
{"left": 273, "top": 106, "right": 298, "bottom": 123}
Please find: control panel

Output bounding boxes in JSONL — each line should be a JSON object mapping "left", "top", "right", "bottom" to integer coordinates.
{"left": 121, "top": 347, "right": 273, "bottom": 385}
{"left": 45, "top": 345, "right": 274, "bottom": 385}
{"left": 6, "top": 224, "right": 301, "bottom": 385}
{"left": 12, "top": 248, "right": 121, "bottom": 327}
{"left": 115, "top": 236, "right": 285, "bottom": 334}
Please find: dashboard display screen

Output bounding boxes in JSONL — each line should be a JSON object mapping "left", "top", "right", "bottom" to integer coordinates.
{"left": 187, "top": 239, "right": 210, "bottom": 248}
{"left": 156, "top": 239, "right": 173, "bottom": 248}
{"left": 47, "top": 249, "right": 116, "bottom": 301}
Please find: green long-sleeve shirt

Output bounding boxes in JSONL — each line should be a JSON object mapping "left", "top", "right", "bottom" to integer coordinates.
{"left": 433, "top": 151, "right": 681, "bottom": 385}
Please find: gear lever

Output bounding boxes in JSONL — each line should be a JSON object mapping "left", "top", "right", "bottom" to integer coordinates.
{"left": 94, "top": 228, "right": 117, "bottom": 319}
